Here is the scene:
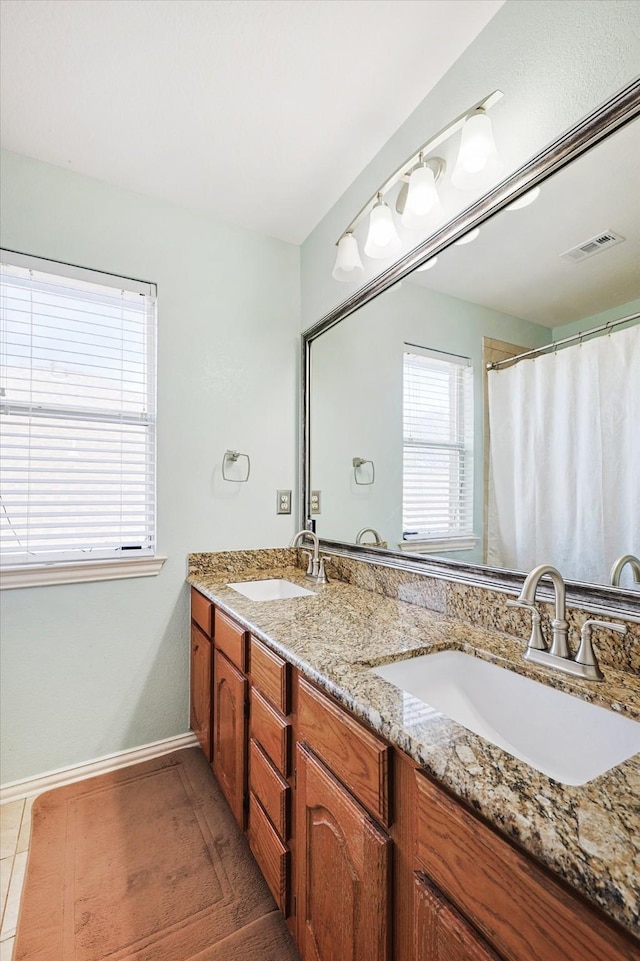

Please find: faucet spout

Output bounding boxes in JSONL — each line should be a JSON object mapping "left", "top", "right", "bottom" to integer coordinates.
{"left": 517, "top": 564, "right": 569, "bottom": 658}
{"left": 610, "top": 554, "right": 640, "bottom": 587}
{"left": 290, "top": 529, "right": 320, "bottom": 579}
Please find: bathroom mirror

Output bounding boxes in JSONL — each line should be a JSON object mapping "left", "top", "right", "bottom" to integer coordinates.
{"left": 303, "top": 80, "right": 640, "bottom": 613}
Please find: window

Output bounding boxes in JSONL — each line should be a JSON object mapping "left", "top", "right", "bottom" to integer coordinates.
{"left": 0, "top": 251, "right": 160, "bottom": 585}
{"left": 402, "top": 346, "right": 474, "bottom": 550}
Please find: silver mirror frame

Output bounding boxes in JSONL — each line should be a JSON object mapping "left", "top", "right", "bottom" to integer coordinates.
{"left": 301, "top": 78, "right": 640, "bottom": 619}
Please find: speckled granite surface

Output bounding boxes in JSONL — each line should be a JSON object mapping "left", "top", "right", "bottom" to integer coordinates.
{"left": 188, "top": 549, "right": 640, "bottom": 937}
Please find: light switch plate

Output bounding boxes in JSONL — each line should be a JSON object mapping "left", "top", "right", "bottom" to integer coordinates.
{"left": 310, "top": 490, "right": 321, "bottom": 514}
{"left": 277, "top": 490, "right": 292, "bottom": 514}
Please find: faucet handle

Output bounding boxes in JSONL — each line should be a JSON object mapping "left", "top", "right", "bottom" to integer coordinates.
{"left": 301, "top": 549, "right": 315, "bottom": 577}
{"left": 315, "top": 555, "right": 332, "bottom": 585}
{"left": 575, "top": 619, "right": 628, "bottom": 678}
{"left": 506, "top": 600, "right": 547, "bottom": 651}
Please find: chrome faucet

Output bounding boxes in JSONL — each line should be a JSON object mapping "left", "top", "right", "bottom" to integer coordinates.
{"left": 507, "top": 563, "right": 627, "bottom": 681}
{"left": 610, "top": 554, "right": 640, "bottom": 587}
{"left": 508, "top": 564, "right": 569, "bottom": 657}
{"left": 355, "top": 527, "right": 384, "bottom": 547}
{"left": 290, "top": 529, "right": 320, "bottom": 581}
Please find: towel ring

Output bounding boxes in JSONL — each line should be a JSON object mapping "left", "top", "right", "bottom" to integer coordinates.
{"left": 353, "top": 456, "right": 375, "bottom": 485}
{"left": 222, "top": 450, "right": 251, "bottom": 483}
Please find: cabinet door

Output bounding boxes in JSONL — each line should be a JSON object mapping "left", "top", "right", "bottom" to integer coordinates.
{"left": 212, "top": 649, "right": 247, "bottom": 828}
{"left": 414, "top": 873, "right": 502, "bottom": 961}
{"left": 190, "top": 623, "right": 212, "bottom": 761}
{"left": 296, "top": 743, "right": 391, "bottom": 961}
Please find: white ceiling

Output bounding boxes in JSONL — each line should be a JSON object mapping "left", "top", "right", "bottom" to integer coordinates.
{"left": 0, "top": 0, "right": 504, "bottom": 244}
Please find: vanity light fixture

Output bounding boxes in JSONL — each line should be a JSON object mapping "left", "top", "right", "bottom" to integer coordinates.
{"left": 331, "top": 232, "right": 364, "bottom": 281}
{"left": 331, "top": 90, "right": 503, "bottom": 281}
{"left": 506, "top": 186, "right": 541, "bottom": 210}
{"left": 451, "top": 108, "right": 504, "bottom": 191}
{"left": 364, "top": 194, "right": 402, "bottom": 259}
{"left": 453, "top": 227, "right": 480, "bottom": 246}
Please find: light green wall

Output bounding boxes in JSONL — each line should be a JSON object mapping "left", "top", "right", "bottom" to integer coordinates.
{"left": 0, "top": 150, "right": 300, "bottom": 785}
{"left": 301, "top": 0, "right": 640, "bottom": 328}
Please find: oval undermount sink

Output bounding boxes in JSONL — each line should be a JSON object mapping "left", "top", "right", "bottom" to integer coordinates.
{"left": 227, "top": 578, "right": 316, "bottom": 601}
{"left": 370, "top": 651, "right": 640, "bottom": 785}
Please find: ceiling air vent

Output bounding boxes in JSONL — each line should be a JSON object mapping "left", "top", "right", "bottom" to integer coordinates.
{"left": 560, "top": 230, "right": 625, "bottom": 263}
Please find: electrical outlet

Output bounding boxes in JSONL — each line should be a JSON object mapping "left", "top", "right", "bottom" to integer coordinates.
{"left": 310, "top": 490, "right": 321, "bottom": 514}
{"left": 277, "top": 490, "right": 292, "bottom": 514}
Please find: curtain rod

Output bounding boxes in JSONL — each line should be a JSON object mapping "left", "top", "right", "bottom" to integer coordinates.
{"left": 486, "top": 311, "right": 640, "bottom": 370}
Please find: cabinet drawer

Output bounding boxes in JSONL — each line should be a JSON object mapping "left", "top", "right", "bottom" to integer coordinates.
{"left": 248, "top": 792, "right": 289, "bottom": 915}
{"left": 414, "top": 772, "right": 635, "bottom": 961}
{"left": 214, "top": 609, "right": 247, "bottom": 672}
{"left": 414, "top": 873, "right": 501, "bottom": 961}
{"left": 191, "top": 587, "right": 213, "bottom": 636}
{"left": 250, "top": 635, "right": 290, "bottom": 714}
{"left": 250, "top": 689, "right": 291, "bottom": 776}
{"left": 249, "top": 738, "right": 290, "bottom": 840}
{"left": 297, "top": 676, "right": 390, "bottom": 826}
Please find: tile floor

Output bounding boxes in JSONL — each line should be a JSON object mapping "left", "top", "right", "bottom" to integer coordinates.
{"left": 0, "top": 797, "right": 35, "bottom": 961}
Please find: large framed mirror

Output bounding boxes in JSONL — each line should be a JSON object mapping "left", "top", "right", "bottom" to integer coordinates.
{"left": 302, "top": 79, "right": 640, "bottom": 617}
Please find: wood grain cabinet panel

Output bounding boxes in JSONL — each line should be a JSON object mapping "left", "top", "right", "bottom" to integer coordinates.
{"left": 296, "top": 743, "right": 391, "bottom": 961}
{"left": 250, "top": 635, "right": 290, "bottom": 714}
{"left": 414, "top": 771, "right": 637, "bottom": 961}
{"left": 191, "top": 587, "right": 213, "bottom": 636}
{"left": 189, "top": 623, "right": 212, "bottom": 761}
{"left": 250, "top": 688, "right": 291, "bottom": 776}
{"left": 212, "top": 649, "right": 247, "bottom": 829}
{"left": 414, "top": 873, "right": 503, "bottom": 961}
{"left": 297, "top": 676, "right": 390, "bottom": 826}
{"left": 248, "top": 792, "right": 289, "bottom": 915}
{"left": 249, "top": 737, "right": 290, "bottom": 840}
{"left": 214, "top": 609, "right": 248, "bottom": 672}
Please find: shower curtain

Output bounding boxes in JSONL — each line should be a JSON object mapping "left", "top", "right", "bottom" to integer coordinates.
{"left": 487, "top": 322, "right": 639, "bottom": 586}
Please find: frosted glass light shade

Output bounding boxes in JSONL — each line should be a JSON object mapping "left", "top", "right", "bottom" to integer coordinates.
{"left": 364, "top": 199, "right": 402, "bottom": 259}
{"left": 401, "top": 164, "right": 442, "bottom": 230}
{"left": 416, "top": 256, "right": 438, "bottom": 271}
{"left": 451, "top": 110, "right": 503, "bottom": 191}
{"left": 332, "top": 233, "right": 364, "bottom": 282}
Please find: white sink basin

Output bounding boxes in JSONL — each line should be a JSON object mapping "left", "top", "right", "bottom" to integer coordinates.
{"left": 370, "top": 651, "right": 640, "bottom": 785}
{"left": 227, "top": 578, "right": 316, "bottom": 601}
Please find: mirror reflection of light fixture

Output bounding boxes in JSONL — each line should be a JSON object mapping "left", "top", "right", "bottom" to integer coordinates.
{"left": 506, "top": 186, "right": 541, "bottom": 210}
{"left": 416, "top": 256, "right": 438, "bottom": 271}
{"left": 331, "top": 232, "right": 364, "bottom": 281}
{"left": 453, "top": 226, "right": 480, "bottom": 245}
{"left": 331, "top": 90, "right": 503, "bottom": 281}
{"left": 364, "top": 194, "right": 402, "bottom": 259}
{"left": 451, "top": 108, "right": 504, "bottom": 191}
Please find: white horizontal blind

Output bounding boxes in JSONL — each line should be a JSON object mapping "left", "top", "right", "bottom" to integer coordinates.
{"left": 0, "top": 253, "right": 157, "bottom": 567}
{"left": 402, "top": 347, "right": 473, "bottom": 539}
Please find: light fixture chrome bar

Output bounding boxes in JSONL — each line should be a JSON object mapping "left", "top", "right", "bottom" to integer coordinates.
{"left": 334, "top": 90, "right": 503, "bottom": 244}
{"left": 486, "top": 311, "right": 640, "bottom": 370}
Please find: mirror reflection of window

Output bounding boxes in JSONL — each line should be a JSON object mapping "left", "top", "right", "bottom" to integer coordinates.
{"left": 402, "top": 346, "right": 474, "bottom": 553}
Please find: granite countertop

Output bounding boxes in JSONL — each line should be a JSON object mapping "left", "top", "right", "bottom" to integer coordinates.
{"left": 187, "top": 552, "right": 640, "bottom": 938}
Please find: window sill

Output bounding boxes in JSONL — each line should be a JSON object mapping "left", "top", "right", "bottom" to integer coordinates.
{"left": 0, "top": 556, "right": 167, "bottom": 590}
{"left": 399, "top": 536, "right": 478, "bottom": 554}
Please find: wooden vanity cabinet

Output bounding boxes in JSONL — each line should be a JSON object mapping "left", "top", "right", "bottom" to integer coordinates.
{"left": 414, "top": 873, "right": 502, "bottom": 961}
{"left": 247, "top": 636, "right": 294, "bottom": 917}
{"left": 212, "top": 648, "right": 247, "bottom": 829}
{"left": 296, "top": 742, "right": 392, "bottom": 961}
{"left": 189, "top": 588, "right": 213, "bottom": 760}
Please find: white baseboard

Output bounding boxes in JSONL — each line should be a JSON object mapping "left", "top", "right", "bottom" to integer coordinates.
{"left": 0, "top": 731, "right": 199, "bottom": 803}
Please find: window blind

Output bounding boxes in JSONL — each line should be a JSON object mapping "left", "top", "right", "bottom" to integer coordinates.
{"left": 0, "top": 253, "right": 157, "bottom": 567}
{"left": 402, "top": 347, "right": 473, "bottom": 539}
